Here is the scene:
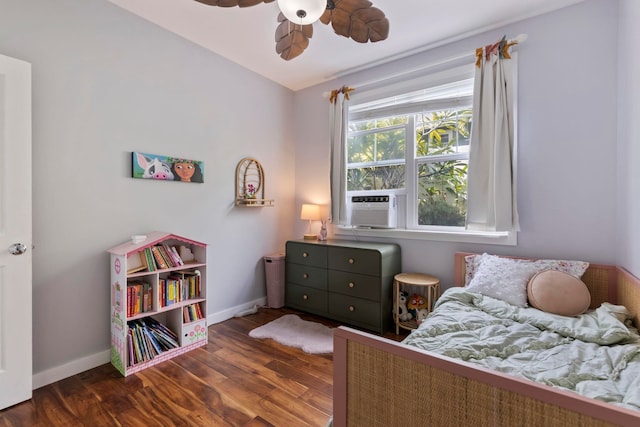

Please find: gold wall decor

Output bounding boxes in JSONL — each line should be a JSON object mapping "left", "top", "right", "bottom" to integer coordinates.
{"left": 235, "top": 157, "right": 274, "bottom": 207}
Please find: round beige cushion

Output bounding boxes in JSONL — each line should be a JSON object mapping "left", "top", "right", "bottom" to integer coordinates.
{"left": 527, "top": 270, "right": 591, "bottom": 316}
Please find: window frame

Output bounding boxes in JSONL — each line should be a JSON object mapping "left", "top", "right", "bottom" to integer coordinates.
{"left": 334, "top": 64, "right": 517, "bottom": 246}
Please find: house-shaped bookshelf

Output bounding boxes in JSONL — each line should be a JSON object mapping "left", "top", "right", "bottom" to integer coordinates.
{"left": 107, "top": 231, "right": 207, "bottom": 376}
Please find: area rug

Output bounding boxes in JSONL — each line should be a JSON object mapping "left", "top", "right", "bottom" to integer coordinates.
{"left": 248, "top": 314, "right": 334, "bottom": 354}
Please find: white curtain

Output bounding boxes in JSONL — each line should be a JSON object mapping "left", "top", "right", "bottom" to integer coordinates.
{"left": 466, "top": 37, "right": 520, "bottom": 232}
{"left": 329, "top": 87, "right": 352, "bottom": 225}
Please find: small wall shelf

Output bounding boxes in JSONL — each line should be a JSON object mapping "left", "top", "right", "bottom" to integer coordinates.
{"left": 235, "top": 157, "right": 275, "bottom": 207}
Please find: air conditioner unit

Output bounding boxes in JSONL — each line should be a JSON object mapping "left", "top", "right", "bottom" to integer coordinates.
{"left": 350, "top": 194, "right": 397, "bottom": 228}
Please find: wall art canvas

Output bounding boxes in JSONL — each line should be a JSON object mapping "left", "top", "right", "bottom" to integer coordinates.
{"left": 132, "top": 152, "right": 204, "bottom": 183}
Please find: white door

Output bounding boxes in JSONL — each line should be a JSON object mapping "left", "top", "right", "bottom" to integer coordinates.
{"left": 0, "top": 54, "right": 32, "bottom": 410}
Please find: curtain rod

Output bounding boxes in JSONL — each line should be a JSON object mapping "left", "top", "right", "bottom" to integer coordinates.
{"left": 323, "top": 34, "right": 527, "bottom": 98}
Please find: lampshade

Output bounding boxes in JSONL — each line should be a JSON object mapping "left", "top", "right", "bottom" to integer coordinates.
{"left": 300, "top": 203, "right": 320, "bottom": 240}
{"left": 300, "top": 203, "right": 320, "bottom": 221}
{"left": 277, "top": 0, "right": 326, "bottom": 25}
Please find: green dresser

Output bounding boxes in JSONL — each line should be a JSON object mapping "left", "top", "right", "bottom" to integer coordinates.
{"left": 285, "top": 240, "right": 401, "bottom": 334}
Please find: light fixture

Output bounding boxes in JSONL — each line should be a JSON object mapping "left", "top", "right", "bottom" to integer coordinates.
{"left": 277, "top": 0, "right": 327, "bottom": 25}
{"left": 300, "top": 204, "right": 321, "bottom": 240}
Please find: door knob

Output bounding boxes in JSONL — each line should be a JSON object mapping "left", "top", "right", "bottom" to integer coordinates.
{"left": 9, "top": 243, "right": 27, "bottom": 255}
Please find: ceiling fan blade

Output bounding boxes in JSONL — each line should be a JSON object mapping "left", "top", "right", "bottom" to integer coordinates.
{"left": 193, "top": 0, "right": 274, "bottom": 7}
{"left": 320, "top": 0, "right": 389, "bottom": 43}
{"left": 275, "top": 14, "right": 313, "bottom": 60}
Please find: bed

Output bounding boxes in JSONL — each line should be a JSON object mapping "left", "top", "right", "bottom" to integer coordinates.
{"left": 332, "top": 252, "right": 640, "bottom": 427}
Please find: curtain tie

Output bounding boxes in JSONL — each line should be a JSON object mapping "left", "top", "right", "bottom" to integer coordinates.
{"left": 329, "top": 86, "right": 355, "bottom": 104}
{"left": 475, "top": 36, "right": 518, "bottom": 67}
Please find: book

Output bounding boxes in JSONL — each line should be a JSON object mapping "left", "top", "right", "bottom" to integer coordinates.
{"left": 142, "top": 282, "right": 152, "bottom": 313}
{"left": 150, "top": 246, "right": 168, "bottom": 270}
{"left": 126, "top": 252, "right": 146, "bottom": 274}
{"left": 127, "top": 282, "right": 144, "bottom": 317}
{"left": 156, "top": 245, "right": 174, "bottom": 268}
{"left": 169, "top": 246, "right": 184, "bottom": 266}
{"left": 142, "top": 327, "right": 160, "bottom": 357}
{"left": 162, "top": 244, "right": 183, "bottom": 267}
{"left": 195, "top": 302, "right": 204, "bottom": 320}
{"left": 138, "top": 251, "right": 150, "bottom": 272}
{"left": 129, "top": 326, "right": 143, "bottom": 364}
{"left": 143, "top": 247, "right": 156, "bottom": 271}
{"left": 127, "top": 329, "right": 135, "bottom": 366}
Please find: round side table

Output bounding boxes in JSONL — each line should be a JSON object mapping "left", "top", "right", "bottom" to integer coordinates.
{"left": 393, "top": 273, "right": 441, "bottom": 334}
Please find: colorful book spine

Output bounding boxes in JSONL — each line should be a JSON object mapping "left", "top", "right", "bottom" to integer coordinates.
{"left": 195, "top": 302, "right": 204, "bottom": 320}
{"left": 151, "top": 246, "right": 168, "bottom": 269}
{"left": 143, "top": 247, "right": 156, "bottom": 271}
{"left": 169, "top": 246, "right": 184, "bottom": 266}
{"left": 162, "top": 244, "right": 183, "bottom": 267}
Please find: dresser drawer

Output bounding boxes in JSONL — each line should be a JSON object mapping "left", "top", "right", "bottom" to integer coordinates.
{"left": 286, "top": 284, "right": 328, "bottom": 314}
{"left": 328, "top": 270, "right": 381, "bottom": 302}
{"left": 286, "top": 263, "right": 327, "bottom": 290}
{"left": 286, "top": 242, "right": 327, "bottom": 268}
{"left": 328, "top": 293, "right": 380, "bottom": 329}
{"left": 328, "top": 247, "right": 381, "bottom": 276}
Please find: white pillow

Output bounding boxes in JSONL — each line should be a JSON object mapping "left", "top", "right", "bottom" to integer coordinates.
{"left": 466, "top": 254, "right": 538, "bottom": 306}
{"left": 465, "top": 253, "right": 589, "bottom": 307}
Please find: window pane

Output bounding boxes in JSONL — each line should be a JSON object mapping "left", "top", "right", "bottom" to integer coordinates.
{"left": 348, "top": 165, "right": 405, "bottom": 191}
{"left": 347, "top": 128, "right": 405, "bottom": 164}
{"left": 349, "top": 116, "right": 408, "bottom": 132}
{"left": 417, "top": 160, "right": 467, "bottom": 226}
{"left": 416, "top": 109, "right": 471, "bottom": 157}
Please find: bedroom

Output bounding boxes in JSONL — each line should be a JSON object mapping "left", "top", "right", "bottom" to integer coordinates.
{"left": 0, "top": 0, "right": 638, "bottom": 424}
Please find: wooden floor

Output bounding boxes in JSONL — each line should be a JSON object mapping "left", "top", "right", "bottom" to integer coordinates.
{"left": 0, "top": 308, "right": 405, "bottom": 427}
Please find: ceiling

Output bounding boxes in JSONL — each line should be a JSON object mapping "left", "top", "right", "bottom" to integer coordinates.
{"left": 107, "top": 0, "right": 584, "bottom": 91}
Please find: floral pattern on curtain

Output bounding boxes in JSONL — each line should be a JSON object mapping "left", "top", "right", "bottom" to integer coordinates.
{"left": 466, "top": 36, "right": 520, "bottom": 232}
{"left": 329, "top": 86, "right": 354, "bottom": 225}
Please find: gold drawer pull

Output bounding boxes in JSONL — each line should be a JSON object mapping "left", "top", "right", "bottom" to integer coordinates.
{"left": 303, "top": 273, "right": 309, "bottom": 279}
{"left": 348, "top": 282, "right": 355, "bottom": 288}
{"left": 348, "top": 305, "right": 355, "bottom": 312}
{"left": 348, "top": 258, "right": 355, "bottom": 264}
{"left": 303, "top": 294, "right": 308, "bottom": 300}
{"left": 302, "top": 252, "right": 309, "bottom": 258}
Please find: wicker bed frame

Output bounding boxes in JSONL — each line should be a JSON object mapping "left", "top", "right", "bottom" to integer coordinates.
{"left": 333, "top": 253, "right": 640, "bottom": 427}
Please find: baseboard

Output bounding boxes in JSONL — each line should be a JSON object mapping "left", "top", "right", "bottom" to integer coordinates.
{"left": 33, "top": 350, "right": 111, "bottom": 389}
{"left": 207, "top": 297, "right": 267, "bottom": 324}
{"left": 32, "top": 296, "right": 268, "bottom": 389}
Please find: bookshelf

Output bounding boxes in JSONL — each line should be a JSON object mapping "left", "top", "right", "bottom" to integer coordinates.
{"left": 108, "top": 231, "right": 207, "bottom": 376}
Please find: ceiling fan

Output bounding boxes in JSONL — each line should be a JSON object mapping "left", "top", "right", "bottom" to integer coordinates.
{"left": 193, "top": 0, "right": 390, "bottom": 61}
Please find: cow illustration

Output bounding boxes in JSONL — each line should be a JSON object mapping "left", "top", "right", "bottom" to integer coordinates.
{"left": 135, "top": 153, "right": 174, "bottom": 180}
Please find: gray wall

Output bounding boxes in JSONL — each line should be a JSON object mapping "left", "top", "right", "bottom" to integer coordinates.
{"left": 293, "top": 0, "right": 623, "bottom": 285}
{"left": 0, "top": 0, "right": 296, "bottom": 383}
{"left": 617, "top": 0, "right": 640, "bottom": 277}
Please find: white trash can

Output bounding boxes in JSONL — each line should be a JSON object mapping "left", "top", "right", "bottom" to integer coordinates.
{"left": 264, "top": 252, "right": 286, "bottom": 308}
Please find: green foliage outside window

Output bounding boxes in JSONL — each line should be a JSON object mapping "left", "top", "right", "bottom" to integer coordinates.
{"left": 416, "top": 109, "right": 471, "bottom": 226}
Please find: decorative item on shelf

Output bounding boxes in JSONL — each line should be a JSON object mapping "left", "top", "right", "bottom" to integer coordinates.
{"left": 235, "top": 157, "right": 275, "bottom": 207}
{"left": 318, "top": 219, "right": 328, "bottom": 241}
{"left": 245, "top": 183, "right": 257, "bottom": 199}
{"left": 300, "top": 204, "right": 320, "bottom": 240}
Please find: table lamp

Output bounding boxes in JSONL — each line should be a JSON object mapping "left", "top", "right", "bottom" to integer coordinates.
{"left": 300, "top": 204, "right": 320, "bottom": 240}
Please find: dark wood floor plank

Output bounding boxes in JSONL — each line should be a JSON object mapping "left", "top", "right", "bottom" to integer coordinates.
{"left": 0, "top": 307, "right": 405, "bottom": 426}
{"left": 216, "top": 377, "right": 327, "bottom": 427}
{"left": 213, "top": 347, "right": 311, "bottom": 398}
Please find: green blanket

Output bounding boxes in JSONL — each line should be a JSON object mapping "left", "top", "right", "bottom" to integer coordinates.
{"left": 402, "top": 288, "right": 640, "bottom": 412}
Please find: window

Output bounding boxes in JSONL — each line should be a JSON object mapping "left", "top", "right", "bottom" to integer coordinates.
{"left": 347, "top": 73, "right": 473, "bottom": 224}
{"left": 337, "top": 65, "right": 516, "bottom": 245}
